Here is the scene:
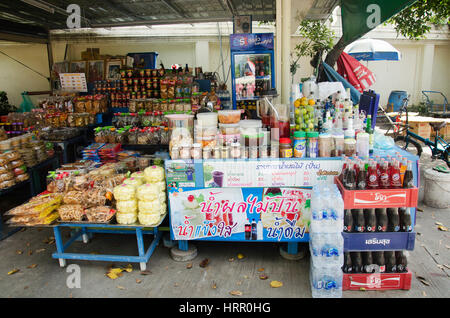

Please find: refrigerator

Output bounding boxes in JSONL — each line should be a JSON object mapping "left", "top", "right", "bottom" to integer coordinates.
{"left": 230, "top": 33, "right": 276, "bottom": 113}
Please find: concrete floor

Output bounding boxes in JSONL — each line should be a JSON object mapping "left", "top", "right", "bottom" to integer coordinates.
{"left": 0, "top": 200, "right": 448, "bottom": 298}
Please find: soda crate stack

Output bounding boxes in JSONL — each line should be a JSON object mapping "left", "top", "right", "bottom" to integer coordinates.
{"left": 336, "top": 156, "right": 417, "bottom": 291}
{"left": 309, "top": 184, "right": 344, "bottom": 298}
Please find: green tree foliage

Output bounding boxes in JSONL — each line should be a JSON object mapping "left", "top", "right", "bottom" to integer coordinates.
{"left": 389, "top": 0, "right": 450, "bottom": 39}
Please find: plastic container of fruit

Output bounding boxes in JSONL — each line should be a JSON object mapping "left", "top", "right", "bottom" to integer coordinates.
{"left": 218, "top": 110, "right": 241, "bottom": 124}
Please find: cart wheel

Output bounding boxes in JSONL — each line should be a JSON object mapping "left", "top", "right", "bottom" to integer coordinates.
{"left": 58, "top": 258, "right": 67, "bottom": 267}
{"left": 279, "top": 244, "right": 307, "bottom": 261}
{"left": 394, "top": 136, "right": 423, "bottom": 157}
{"left": 170, "top": 245, "right": 198, "bottom": 262}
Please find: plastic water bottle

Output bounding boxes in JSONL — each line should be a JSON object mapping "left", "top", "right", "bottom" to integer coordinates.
{"left": 310, "top": 260, "right": 343, "bottom": 298}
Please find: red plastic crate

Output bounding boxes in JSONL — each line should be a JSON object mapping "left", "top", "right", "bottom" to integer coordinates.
{"left": 335, "top": 177, "right": 418, "bottom": 209}
{"left": 343, "top": 270, "right": 412, "bottom": 290}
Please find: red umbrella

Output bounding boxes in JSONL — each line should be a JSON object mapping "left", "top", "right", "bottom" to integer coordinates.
{"left": 337, "top": 52, "right": 376, "bottom": 93}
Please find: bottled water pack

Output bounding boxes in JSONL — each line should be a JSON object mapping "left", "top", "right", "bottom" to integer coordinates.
{"left": 309, "top": 184, "right": 344, "bottom": 298}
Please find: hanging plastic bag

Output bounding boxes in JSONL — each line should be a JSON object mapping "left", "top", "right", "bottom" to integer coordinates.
{"left": 19, "top": 92, "right": 34, "bottom": 113}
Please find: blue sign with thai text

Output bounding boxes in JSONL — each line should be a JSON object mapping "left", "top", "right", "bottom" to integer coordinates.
{"left": 230, "top": 33, "right": 274, "bottom": 51}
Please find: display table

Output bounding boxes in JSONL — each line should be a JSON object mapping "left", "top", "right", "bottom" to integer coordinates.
{"left": 52, "top": 220, "right": 165, "bottom": 271}
{"left": 164, "top": 146, "right": 419, "bottom": 258}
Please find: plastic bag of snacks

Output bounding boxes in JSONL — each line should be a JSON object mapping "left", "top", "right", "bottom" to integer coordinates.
{"left": 116, "top": 199, "right": 137, "bottom": 213}
{"left": 138, "top": 199, "right": 161, "bottom": 214}
{"left": 116, "top": 212, "right": 137, "bottom": 225}
{"left": 159, "top": 202, "right": 167, "bottom": 215}
{"left": 138, "top": 212, "right": 161, "bottom": 225}
{"left": 130, "top": 171, "right": 146, "bottom": 182}
{"left": 122, "top": 177, "right": 143, "bottom": 188}
{"left": 143, "top": 165, "right": 165, "bottom": 183}
{"left": 137, "top": 183, "right": 160, "bottom": 201}
{"left": 85, "top": 206, "right": 116, "bottom": 223}
{"left": 113, "top": 184, "right": 136, "bottom": 201}
{"left": 58, "top": 204, "right": 84, "bottom": 221}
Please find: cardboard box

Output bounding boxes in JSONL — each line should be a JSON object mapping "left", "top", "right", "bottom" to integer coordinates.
{"left": 402, "top": 121, "right": 431, "bottom": 139}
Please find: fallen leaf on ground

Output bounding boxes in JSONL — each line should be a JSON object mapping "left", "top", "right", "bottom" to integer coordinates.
{"left": 8, "top": 269, "right": 19, "bottom": 275}
{"left": 35, "top": 249, "right": 45, "bottom": 254}
{"left": 230, "top": 290, "right": 242, "bottom": 296}
{"left": 359, "top": 288, "right": 366, "bottom": 291}
{"left": 243, "top": 275, "right": 249, "bottom": 279}
{"left": 211, "top": 281, "right": 217, "bottom": 289}
{"left": 417, "top": 276, "right": 430, "bottom": 286}
{"left": 24, "top": 286, "right": 28, "bottom": 290}
{"left": 186, "top": 263, "right": 192, "bottom": 269}
{"left": 106, "top": 272, "right": 119, "bottom": 280}
{"left": 236, "top": 281, "right": 242, "bottom": 286}
{"left": 199, "top": 258, "right": 209, "bottom": 268}
{"left": 443, "top": 264, "right": 450, "bottom": 270}
{"left": 27, "top": 264, "right": 37, "bottom": 269}
{"left": 109, "top": 268, "right": 124, "bottom": 275}
{"left": 270, "top": 280, "right": 283, "bottom": 288}
{"left": 124, "top": 264, "right": 133, "bottom": 273}
{"left": 116, "top": 285, "right": 126, "bottom": 290}
{"left": 140, "top": 270, "right": 152, "bottom": 275}
{"left": 27, "top": 250, "right": 33, "bottom": 256}
{"left": 257, "top": 268, "right": 265, "bottom": 272}
{"left": 237, "top": 253, "right": 245, "bottom": 259}
{"left": 259, "top": 274, "right": 269, "bottom": 280}
{"left": 16, "top": 250, "right": 23, "bottom": 255}
{"left": 435, "top": 222, "right": 443, "bottom": 226}
{"left": 228, "top": 257, "right": 235, "bottom": 262}
{"left": 422, "top": 291, "right": 427, "bottom": 297}
{"left": 417, "top": 208, "right": 424, "bottom": 212}
{"left": 136, "top": 279, "right": 142, "bottom": 284}
{"left": 174, "top": 283, "right": 179, "bottom": 287}
{"left": 446, "top": 245, "right": 450, "bottom": 249}
{"left": 437, "top": 225, "right": 448, "bottom": 232}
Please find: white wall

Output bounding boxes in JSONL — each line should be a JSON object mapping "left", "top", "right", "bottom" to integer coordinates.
{"left": 0, "top": 43, "right": 50, "bottom": 107}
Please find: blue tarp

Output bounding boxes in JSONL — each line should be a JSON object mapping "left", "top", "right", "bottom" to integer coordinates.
{"left": 321, "top": 62, "right": 361, "bottom": 105}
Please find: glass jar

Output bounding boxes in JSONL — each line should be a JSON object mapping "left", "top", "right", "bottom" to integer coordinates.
{"left": 221, "top": 146, "right": 229, "bottom": 159}
{"left": 318, "top": 133, "right": 332, "bottom": 158}
{"left": 191, "top": 143, "right": 202, "bottom": 159}
{"left": 202, "top": 147, "right": 211, "bottom": 160}
{"left": 171, "top": 146, "right": 180, "bottom": 159}
{"left": 293, "top": 131, "right": 307, "bottom": 158}
{"left": 212, "top": 147, "right": 221, "bottom": 159}
{"left": 259, "top": 145, "right": 269, "bottom": 158}
{"left": 270, "top": 144, "right": 279, "bottom": 158}
{"left": 344, "top": 138, "right": 356, "bottom": 157}
{"left": 279, "top": 138, "right": 292, "bottom": 158}
{"left": 179, "top": 144, "right": 191, "bottom": 159}
{"left": 306, "top": 132, "right": 319, "bottom": 158}
{"left": 230, "top": 143, "right": 241, "bottom": 159}
{"left": 249, "top": 146, "right": 258, "bottom": 159}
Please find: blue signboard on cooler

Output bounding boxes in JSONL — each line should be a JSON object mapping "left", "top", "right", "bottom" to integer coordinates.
{"left": 230, "top": 33, "right": 274, "bottom": 51}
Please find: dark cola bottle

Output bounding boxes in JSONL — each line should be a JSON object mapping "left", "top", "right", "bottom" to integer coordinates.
{"left": 342, "top": 252, "right": 353, "bottom": 273}
{"left": 345, "top": 166, "right": 357, "bottom": 190}
{"left": 353, "top": 209, "right": 365, "bottom": 233}
{"left": 384, "top": 251, "right": 397, "bottom": 273}
{"left": 373, "top": 251, "right": 386, "bottom": 273}
{"left": 351, "top": 252, "right": 363, "bottom": 273}
{"left": 344, "top": 209, "right": 353, "bottom": 233}
{"left": 387, "top": 208, "right": 400, "bottom": 232}
{"left": 365, "top": 208, "right": 376, "bottom": 232}
{"left": 395, "top": 251, "right": 408, "bottom": 273}
{"left": 357, "top": 161, "right": 367, "bottom": 189}
{"left": 375, "top": 208, "right": 388, "bottom": 232}
{"left": 362, "top": 252, "right": 375, "bottom": 273}
{"left": 399, "top": 207, "right": 412, "bottom": 232}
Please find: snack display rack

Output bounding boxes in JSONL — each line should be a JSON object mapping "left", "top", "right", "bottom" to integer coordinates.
{"left": 339, "top": 155, "right": 419, "bottom": 291}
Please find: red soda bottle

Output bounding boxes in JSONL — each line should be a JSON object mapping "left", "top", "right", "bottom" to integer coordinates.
{"left": 379, "top": 161, "right": 390, "bottom": 189}
{"left": 367, "top": 161, "right": 379, "bottom": 189}
{"left": 390, "top": 159, "right": 402, "bottom": 188}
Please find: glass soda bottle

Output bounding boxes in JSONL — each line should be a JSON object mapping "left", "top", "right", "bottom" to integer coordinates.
{"left": 395, "top": 251, "right": 408, "bottom": 273}
{"left": 351, "top": 252, "right": 363, "bottom": 273}
{"left": 403, "top": 160, "right": 414, "bottom": 188}
{"left": 357, "top": 160, "right": 367, "bottom": 190}
{"left": 399, "top": 207, "right": 412, "bottom": 232}
{"left": 353, "top": 209, "right": 365, "bottom": 232}
{"left": 390, "top": 159, "right": 402, "bottom": 188}
{"left": 367, "top": 161, "right": 379, "bottom": 189}
{"left": 375, "top": 208, "right": 388, "bottom": 232}
{"left": 385, "top": 251, "right": 397, "bottom": 273}
{"left": 365, "top": 208, "right": 376, "bottom": 232}
{"left": 379, "top": 161, "right": 391, "bottom": 189}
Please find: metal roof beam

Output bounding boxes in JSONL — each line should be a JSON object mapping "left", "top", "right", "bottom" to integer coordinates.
{"left": 91, "top": 16, "right": 233, "bottom": 28}
{"left": 160, "top": 0, "right": 187, "bottom": 18}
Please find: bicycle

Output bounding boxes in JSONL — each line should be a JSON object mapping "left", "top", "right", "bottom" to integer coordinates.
{"left": 388, "top": 97, "right": 450, "bottom": 167}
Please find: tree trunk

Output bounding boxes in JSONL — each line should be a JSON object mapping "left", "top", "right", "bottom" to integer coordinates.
{"left": 324, "top": 36, "right": 347, "bottom": 68}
